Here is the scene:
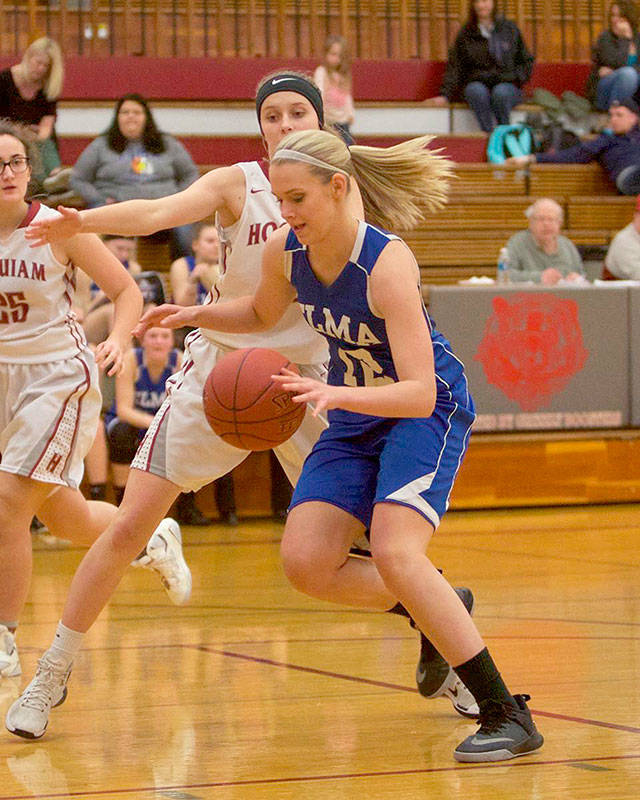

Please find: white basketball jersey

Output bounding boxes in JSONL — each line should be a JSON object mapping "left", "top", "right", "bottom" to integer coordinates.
{"left": 202, "top": 161, "right": 327, "bottom": 365}
{"left": 0, "top": 203, "right": 87, "bottom": 364}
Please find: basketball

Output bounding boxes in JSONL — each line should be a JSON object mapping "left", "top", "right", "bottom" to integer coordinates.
{"left": 202, "top": 347, "right": 306, "bottom": 450}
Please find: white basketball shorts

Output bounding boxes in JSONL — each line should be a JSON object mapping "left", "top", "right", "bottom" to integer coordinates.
{"left": 0, "top": 349, "right": 101, "bottom": 489}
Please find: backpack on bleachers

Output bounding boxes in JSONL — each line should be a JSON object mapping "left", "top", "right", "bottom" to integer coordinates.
{"left": 487, "top": 124, "right": 533, "bottom": 164}
{"left": 524, "top": 110, "right": 582, "bottom": 155}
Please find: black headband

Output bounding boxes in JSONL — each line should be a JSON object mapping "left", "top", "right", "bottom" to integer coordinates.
{"left": 256, "top": 74, "right": 324, "bottom": 130}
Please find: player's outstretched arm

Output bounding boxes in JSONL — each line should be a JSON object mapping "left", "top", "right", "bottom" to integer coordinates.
{"left": 134, "top": 228, "right": 297, "bottom": 338}
{"left": 26, "top": 165, "right": 245, "bottom": 245}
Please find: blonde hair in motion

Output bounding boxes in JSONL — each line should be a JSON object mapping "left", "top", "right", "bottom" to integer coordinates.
{"left": 272, "top": 130, "right": 452, "bottom": 231}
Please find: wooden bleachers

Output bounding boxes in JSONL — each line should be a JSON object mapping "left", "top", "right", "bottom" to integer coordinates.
{"left": 567, "top": 196, "right": 636, "bottom": 230}
{"left": 408, "top": 163, "right": 628, "bottom": 285}
{"left": 449, "top": 164, "right": 528, "bottom": 196}
{"left": 528, "top": 163, "right": 616, "bottom": 198}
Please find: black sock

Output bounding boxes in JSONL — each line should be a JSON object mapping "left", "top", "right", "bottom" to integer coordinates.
{"left": 453, "top": 647, "right": 516, "bottom": 707}
{"left": 114, "top": 486, "right": 125, "bottom": 506}
{"left": 89, "top": 483, "right": 106, "bottom": 501}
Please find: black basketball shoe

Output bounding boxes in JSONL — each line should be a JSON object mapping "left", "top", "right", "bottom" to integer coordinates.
{"left": 454, "top": 693, "right": 544, "bottom": 762}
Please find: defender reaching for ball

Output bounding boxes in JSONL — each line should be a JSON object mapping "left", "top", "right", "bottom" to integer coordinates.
{"left": 135, "top": 130, "right": 545, "bottom": 763}
{"left": 10, "top": 73, "right": 475, "bottom": 740}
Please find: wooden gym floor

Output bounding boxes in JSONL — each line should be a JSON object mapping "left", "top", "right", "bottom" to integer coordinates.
{"left": 1, "top": 503, "right": 640, "bottom": 799}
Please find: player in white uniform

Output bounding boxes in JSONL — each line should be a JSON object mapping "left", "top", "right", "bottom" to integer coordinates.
{"left": 0, "top": 120, "right": 191, "bottom": 696}
{"left": 9, "top": 74, "right": 475, "bottom": 740}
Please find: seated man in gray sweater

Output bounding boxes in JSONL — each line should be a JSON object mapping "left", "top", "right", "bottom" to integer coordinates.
{"left": 505, "top": 198, "right": 585, "bottom": 284}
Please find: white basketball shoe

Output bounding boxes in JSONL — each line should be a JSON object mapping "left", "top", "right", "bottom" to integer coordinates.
{"left": 5, "top": 653, "right": 71, "bottom": 739}
{"left": 132, "top": 518, "right": 192, "bottom": 605}
{"left": 0, "top": 625, "right": 21, "bottom": 678}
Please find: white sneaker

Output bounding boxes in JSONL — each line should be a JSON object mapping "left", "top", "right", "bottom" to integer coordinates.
{"left": 0, "top": 625, "right": 21, "bottom": 677}
{"left": 436, "top": 668, "right": 480, "bottom": 719}
{"left": 5, "top": 654, "right": 71, "bottom": 739}
{"left": 132, "top": 518, "right": 192, "bottom": 605}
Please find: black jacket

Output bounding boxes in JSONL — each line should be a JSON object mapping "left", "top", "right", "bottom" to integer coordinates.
{"left": 586, "top": 30, "right": 640, "bottom": 103}
{"left": 440, "top": 17, "right": 534, "bottom": 100}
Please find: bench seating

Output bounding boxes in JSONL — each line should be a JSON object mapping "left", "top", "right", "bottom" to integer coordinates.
{"left": 567, "top": 196, "right": 636, "bottom": 230}
{"left": 451, "top": 163, "right": 618, "bottom": 200}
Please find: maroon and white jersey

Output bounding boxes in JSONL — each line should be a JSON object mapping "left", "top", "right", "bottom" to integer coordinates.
{"left": 209, "top": 161, "right": 327, "bottom": 365}
{"left": 0, "top": 202, "right": 86, "bottom": 364}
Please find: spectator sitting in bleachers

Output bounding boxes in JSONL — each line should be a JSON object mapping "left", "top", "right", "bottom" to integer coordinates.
{"left": 88, "top": 235, "right": 142, "bottom": 311}
{"left": 84, "top": 269, "right": 165, "bottom": 350}
{"left": 104, "top": 325, "right": 182, "bottom": 506}
{"left": 587, "top": 2, "right": 640, "bottom": 111}
{"left": 70, "top": 93, "right": 199, "bottom": 261}
{"left": 603, "top": 193, "right": 640, "bottom": 279}
{"left": 505, "top": 198, "right": 585, "bottom": 285}
{"left": 508, "top": 98, "right": 640, "bottom": 194}
{"left": 0, "top": 37, "right": 65, "bottom": 188}
{"left": 313, "top": 35, "right": 355, "bottom": 144}
{"left": 170, "top": 222, "right": 219, "bottom": 306}
{"left": 427, "top": 0, "right": 534, "bottom": 132}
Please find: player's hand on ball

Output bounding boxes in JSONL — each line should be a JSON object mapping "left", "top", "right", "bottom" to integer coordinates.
{"left": 25, "top": 206, "right": 82, "bottom": 245}
{"left": 272, "top": 368, "right": 340, "bottom": 416}
{"left": 133, "top": 303, "right": 196, "bottom": 338}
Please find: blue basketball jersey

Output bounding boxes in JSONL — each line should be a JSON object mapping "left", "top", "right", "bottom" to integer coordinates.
{"left": 185, "top": 255, "right": 211, "bottom": 305}
{"left": 285, "top": 220, "right": 472, "bottom": 424}
{"left": 105, "top": 347, "right": 179, "bottom": 425}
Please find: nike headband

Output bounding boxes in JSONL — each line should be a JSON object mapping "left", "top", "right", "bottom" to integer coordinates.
{"left": 256, "top": 74, "right": 324, "bottom": 130}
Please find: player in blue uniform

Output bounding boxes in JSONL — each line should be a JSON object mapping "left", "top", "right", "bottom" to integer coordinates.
{"left": 139, "top": 128, "right": 544, "bottom": 763}
{"left": 10, "top": 73, "right": 476, "bottom": 741}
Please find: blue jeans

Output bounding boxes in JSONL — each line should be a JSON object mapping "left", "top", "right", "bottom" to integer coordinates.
{"left": 596, "top": 67, "right": 640, "bottom": 111}
{"left": 464, "top": 81, "right": 523, "bottom": 132}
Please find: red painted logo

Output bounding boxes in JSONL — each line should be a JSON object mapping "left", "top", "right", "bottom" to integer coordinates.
{"left": 474, "top": 293, "right": 589, "bottom": 411}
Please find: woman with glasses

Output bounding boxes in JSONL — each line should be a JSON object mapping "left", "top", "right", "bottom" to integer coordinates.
{"left": 0, "top": 119, "right": 189, "bottom": 688}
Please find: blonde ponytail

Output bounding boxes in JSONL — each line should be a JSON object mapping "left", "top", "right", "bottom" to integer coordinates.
{"left": 273, "top": 130, "right": 452, "bottom": 231}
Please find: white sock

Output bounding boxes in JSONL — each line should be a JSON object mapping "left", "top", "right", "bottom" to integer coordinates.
{"left": 47, "top": 621, "right": 84, "bottom": 666}
{"left": 0, "top": 620, "right": 18, "bottom": 632}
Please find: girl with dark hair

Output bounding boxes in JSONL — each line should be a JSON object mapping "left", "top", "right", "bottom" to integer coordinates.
{"left": 587, "top": 2, "right": 640, "bottom": 110}
{"left": 70, "top": 93, "right": 199, "bottom": 260}
{"left": 104, "top": 93, "right": 165, "bottom": 154}
{"left": 428, "top": 0, "right": 534, "bottom": 132}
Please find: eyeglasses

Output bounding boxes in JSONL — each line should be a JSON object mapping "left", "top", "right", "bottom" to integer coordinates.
{"left": 0, "top": 156, "right": 30, "bottom": 175}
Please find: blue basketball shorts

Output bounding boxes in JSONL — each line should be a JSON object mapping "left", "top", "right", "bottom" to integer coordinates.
{"left": 290, "top": 402, "right": 475, "bottom": 530}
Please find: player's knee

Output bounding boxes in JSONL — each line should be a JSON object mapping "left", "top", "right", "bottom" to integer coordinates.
{"left": 281, "top": 538, "right": 327, "bottom": 594}
{"left": 281, "top": 544, "right": 314, "bottom": 592}
{"left": 371, "top": 539, "right": 413, "bottom": 590}
{"left": 0, "top": 485, "right": 34, "bottom": 533}
{"left": 105, "top": 508, "right": 149, "bottom": 560}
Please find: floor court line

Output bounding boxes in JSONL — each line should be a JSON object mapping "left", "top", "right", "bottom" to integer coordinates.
{"left": 187, "top": 644, "right": 640, "bottom": 734}
{"left": 2, "top": 753, "right": 640, "bottom": 800}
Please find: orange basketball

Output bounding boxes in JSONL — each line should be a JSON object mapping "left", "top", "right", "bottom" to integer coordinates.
{"left": 202, "top": 347, "right": 306, "bottom": 450}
